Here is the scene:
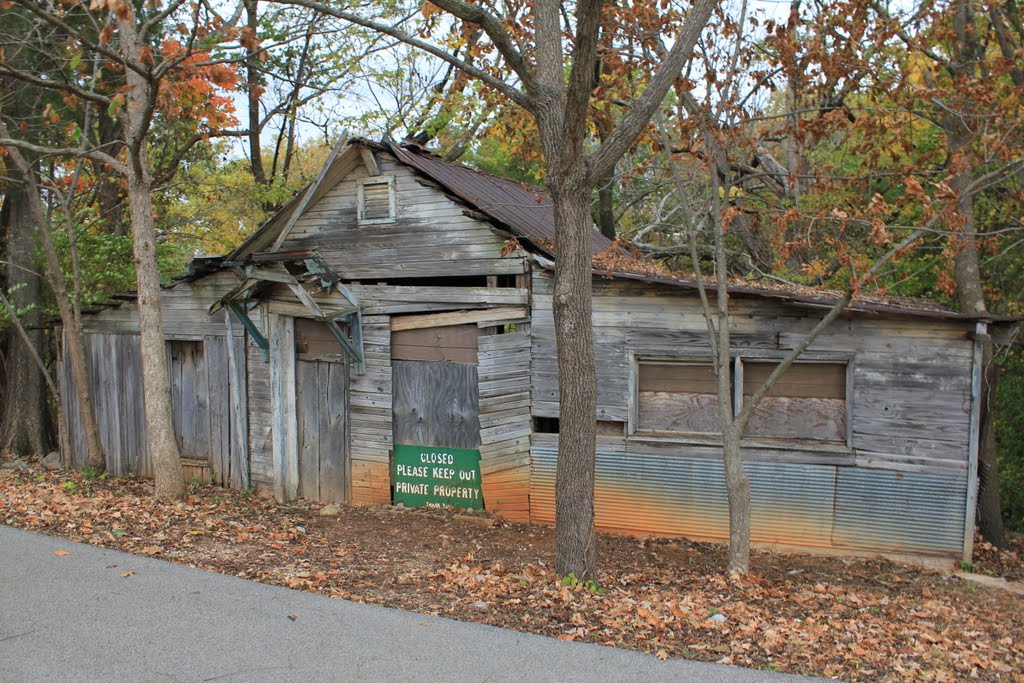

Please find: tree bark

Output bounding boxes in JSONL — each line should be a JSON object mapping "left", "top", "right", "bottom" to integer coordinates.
{"left": 119, "top": 8, "right": 185, "bottom": 501}
{"left": 947, "top": 125, "right": 1005, "bottom": 547}
{"left": 977, "top": 358, "right": 1006, "bottom": 547}
{"left": 0, "top": 122, "right": 107, "bottom": 471}
{"left": 243, "top": 0, "right": 268, "bottom": 187}
{"left": 550, "top": 173, "right": 599, "bottom": 580}
{"left": 0, "top": 180, "right": 49, "bottom": 456}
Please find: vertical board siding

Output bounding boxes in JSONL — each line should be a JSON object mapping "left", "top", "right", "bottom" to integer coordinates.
{"left": 60, "top": 333, "right": 148, "bottom": 475}
{"left": 247, "top": 337, "right": 274, "bottom": 489}
{"left": 349, "top": 316, "right": 392, "bottom": 505}
{"left": 477, "top": 332, "right": 532, "bottom": 522}
{"left": 296, "top": 358, "right": 350, "bottom": 503}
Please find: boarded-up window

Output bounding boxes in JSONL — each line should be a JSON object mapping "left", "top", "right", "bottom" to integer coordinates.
{"left": 742, "top": 361, "right": 847, "bottom": 442}
{"left": 636, "top": 361, "right": 720, "bottom": 434}
{"left": 295, "top": 318, "right": 347, "bottom": 360}
{"left": 358, "top": 176, "right": 395, "bottom": 223}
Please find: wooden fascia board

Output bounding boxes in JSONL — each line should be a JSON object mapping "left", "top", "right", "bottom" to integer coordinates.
{"left": 390, "top": 306, "right": 527, "bottom": 332}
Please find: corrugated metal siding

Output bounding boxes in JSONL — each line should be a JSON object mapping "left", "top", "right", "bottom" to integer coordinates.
{"left": 832, "top": 468, "right": 966, "bottom": 554}
{"left": 531, "top": 445, "right": 965, "bottom": 556}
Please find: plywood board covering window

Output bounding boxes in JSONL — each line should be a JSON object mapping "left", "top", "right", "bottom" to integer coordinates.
{"left": 637, "top": 361, "right": 720, "bottom": 434}
{"left": 391, "top": 324, "right": 481, "bottom": 363}
{"left": 742, "top": 361, "right": 847, "bottom": 442}
{"left": 358, "top": 176, "right": 396, "bottom": 223}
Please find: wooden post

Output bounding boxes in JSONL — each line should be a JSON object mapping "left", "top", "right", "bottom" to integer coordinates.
{"left": 270, "top": 314, "right": 298, "bottom": 501}
{"left": 225, "top": 313, "right": 250, "bottom": 490}
{"left": 963, "top": 321, "right": 987, "bottom": 562}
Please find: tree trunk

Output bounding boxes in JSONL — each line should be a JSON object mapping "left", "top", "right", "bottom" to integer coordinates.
{"left": 126, "top": 165, "right": 184, "bottom": 500}
{"left": 0, "top": 180, "right": 49, "bottom": 456}
{"left": 244, "top": 0, "right": 268, "bottom": 187}
{"left": 595, "top": 163, "right": 616, "bottom": 241}
{"left": 722, "top": 424, "right": 751, "bottom": 573}
{"left": 551, "top": 173, "right": 599, "bottom": 581}
{"left": 0, "top": 124, "right": 108, "bottom": 471}
{"left": 119, "top": 9, "right": 185, "bottom": 501}
{"left": 948, "top": 126, "right": 1005, "bottom": 548}
{"left": 977, "top": 358, "right": 1006, "bottom": 547}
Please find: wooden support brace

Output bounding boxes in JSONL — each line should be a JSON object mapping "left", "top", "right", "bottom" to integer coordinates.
{"left": 229, "top": 303, "right": 269, "bottom": 361}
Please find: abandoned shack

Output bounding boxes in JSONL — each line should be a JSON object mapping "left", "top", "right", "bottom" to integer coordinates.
{"left": 61, "top": 138, "right": 1019, "bottom": 564}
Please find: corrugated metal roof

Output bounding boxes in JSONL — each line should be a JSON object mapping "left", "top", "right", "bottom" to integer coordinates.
{"left": 388, "top": 141, "right": 618, "bottom": 257}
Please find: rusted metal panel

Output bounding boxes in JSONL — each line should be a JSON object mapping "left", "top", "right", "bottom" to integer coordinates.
{"left": 832, "top": 468, "right": 966, "bottom": 555}
{"left": 531, "top": 446, "right": 836, "bottom": 547}
{"left": 531, "top": 445, "right": 965, "bottom": 556}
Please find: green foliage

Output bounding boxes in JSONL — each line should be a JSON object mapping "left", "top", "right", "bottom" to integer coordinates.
{"left": 59, "top": 480, "right": 78, "bottom": 494}
{"left": 559, "top": 572, "right": 606, "bottom": 594}
{"left": 995, "top": 347, "right": 1024, "bottom": 532}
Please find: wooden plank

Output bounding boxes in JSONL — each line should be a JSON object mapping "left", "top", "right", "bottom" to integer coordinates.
{"left": 392, "top": 360, "right": 480, "bottom": 450}
{"left": 297, "top": 359, "right": 320, "bottom": 500}
{"left": 391, "top": 307, "right": 527, "bottom": 332}
{"left": 269, "top": 315, "right": 298, "bottom": 500}
{"left": 319, "top": 360, "right": 349, "bottom": 504}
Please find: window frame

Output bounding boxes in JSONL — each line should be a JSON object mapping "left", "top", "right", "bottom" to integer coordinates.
{"left": 357, "top": 175, "right": 397, "bottom": 224}
{"left": 628, "top": 350, "right": 854, "bottom": 451}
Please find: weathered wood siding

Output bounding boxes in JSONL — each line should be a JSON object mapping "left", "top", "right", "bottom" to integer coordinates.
{"left": 61, "top": 332, "right": 148, "bottom": 475}
{"left": 477, "top": 332, "right": 532, "bottom": 522}
{"left": 279, "top": 157, "right": 527, "bottom": 279}
{"left": 529, "top": 270, "right": 975, "bottom": 557}
{"left": 296, "top": 358, "right": 349, "bottom": 503}
{"left": 61, "top": 330, "right": 248, "bottom": 484}
{"left": 81, "top": 270, "right": 242, "bottom": 338}
{"left": 349, "top": 315, "right": 392, "bottom": 505}
{"left": 247, "top": 335, "right": 274, "bottom": 490}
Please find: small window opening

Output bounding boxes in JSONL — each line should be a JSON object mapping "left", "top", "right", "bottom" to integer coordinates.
{"left": 358, "top": 176, "right": 396, "bottom": 223}
{"left": 534, "top": 417, "right": 560, "bottom": 434}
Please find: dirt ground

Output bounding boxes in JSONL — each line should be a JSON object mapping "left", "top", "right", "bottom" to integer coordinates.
{"left": 2, "top": 461, "right": 1022, "bottom": 681}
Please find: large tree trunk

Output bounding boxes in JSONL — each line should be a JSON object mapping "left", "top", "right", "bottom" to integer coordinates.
{"left": 551, "top": 172, "right": 599, "bottom": 581}
{"left": 948, "top": 123, "right": 1005, "bottom": 548}
{"left": 1, "top": 180, "right": 49, "bottom": 456}
{"left": 0, "top": 123, "right": 107, "bottom": 471}
{"left": 977, "top": 359, "right": 1006, "bottom": 546}
{"left": 126, "top": 166, "right": 184, "bottom": 501}
{"left": 120, "top": 9, "right": 185, "bottom": 501}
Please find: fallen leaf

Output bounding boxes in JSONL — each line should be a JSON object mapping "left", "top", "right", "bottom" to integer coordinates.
{"left": 287, "top": 614, "right": 298, "bottom": 621}
{"left": 121, "top": 571, "right": 135, "bottom": 578}
{"left": 656, "top": 650, "right": 669, "bottom": 660}
{"left": 54, "top": 550, "right": 70, "bottom": 556}
{"left": 141, "top": 546, "right": 161, "bottom": 555}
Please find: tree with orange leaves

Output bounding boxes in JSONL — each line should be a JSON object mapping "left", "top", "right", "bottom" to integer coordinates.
{"left": 0, "top": 0, "right": 244, "bottom": 500}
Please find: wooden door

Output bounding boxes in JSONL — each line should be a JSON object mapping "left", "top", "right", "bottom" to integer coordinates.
{"left": 168, "top": 340, "right": 210, "bottom": 460}
{"left": 296, "top": 357, "right": 349, "bottom": 503}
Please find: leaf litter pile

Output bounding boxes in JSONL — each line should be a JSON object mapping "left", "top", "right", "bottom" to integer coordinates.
{"left": 2, "top": 465, "right": 1023, "bottom": 681}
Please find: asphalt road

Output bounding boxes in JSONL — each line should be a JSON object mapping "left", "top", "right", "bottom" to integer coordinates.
{"left": 0, "top": 525, "right": 813, "bottom": 682}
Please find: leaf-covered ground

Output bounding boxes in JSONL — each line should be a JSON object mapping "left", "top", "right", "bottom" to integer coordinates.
{"left": 2, "top": 464, "right": 1023, "bottom": 681}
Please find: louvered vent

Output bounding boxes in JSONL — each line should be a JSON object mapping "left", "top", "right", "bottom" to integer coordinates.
{"left": 359, "top": 178, "right": 394, "bottom": 222}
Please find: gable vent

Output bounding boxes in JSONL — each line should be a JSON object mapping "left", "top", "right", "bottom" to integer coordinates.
{"left": 359, "top": 177, "right": 396, "bottom": 223}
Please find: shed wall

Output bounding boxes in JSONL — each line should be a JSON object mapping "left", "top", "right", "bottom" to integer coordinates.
{"left": 529, "top": 270, "right": 975, "bottom": 557}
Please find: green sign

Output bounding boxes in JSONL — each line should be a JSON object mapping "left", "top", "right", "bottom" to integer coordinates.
{"left": 393, "top": 444, "right": 483, "bottom": 510}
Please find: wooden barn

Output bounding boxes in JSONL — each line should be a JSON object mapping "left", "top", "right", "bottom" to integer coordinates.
{"left": 61, "top": 138, "right": 1018, "bottom": 564}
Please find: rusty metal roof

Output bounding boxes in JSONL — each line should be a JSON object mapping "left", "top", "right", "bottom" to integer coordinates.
{"left": 387, "top": 141, "right": 617, "bottom": 256}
